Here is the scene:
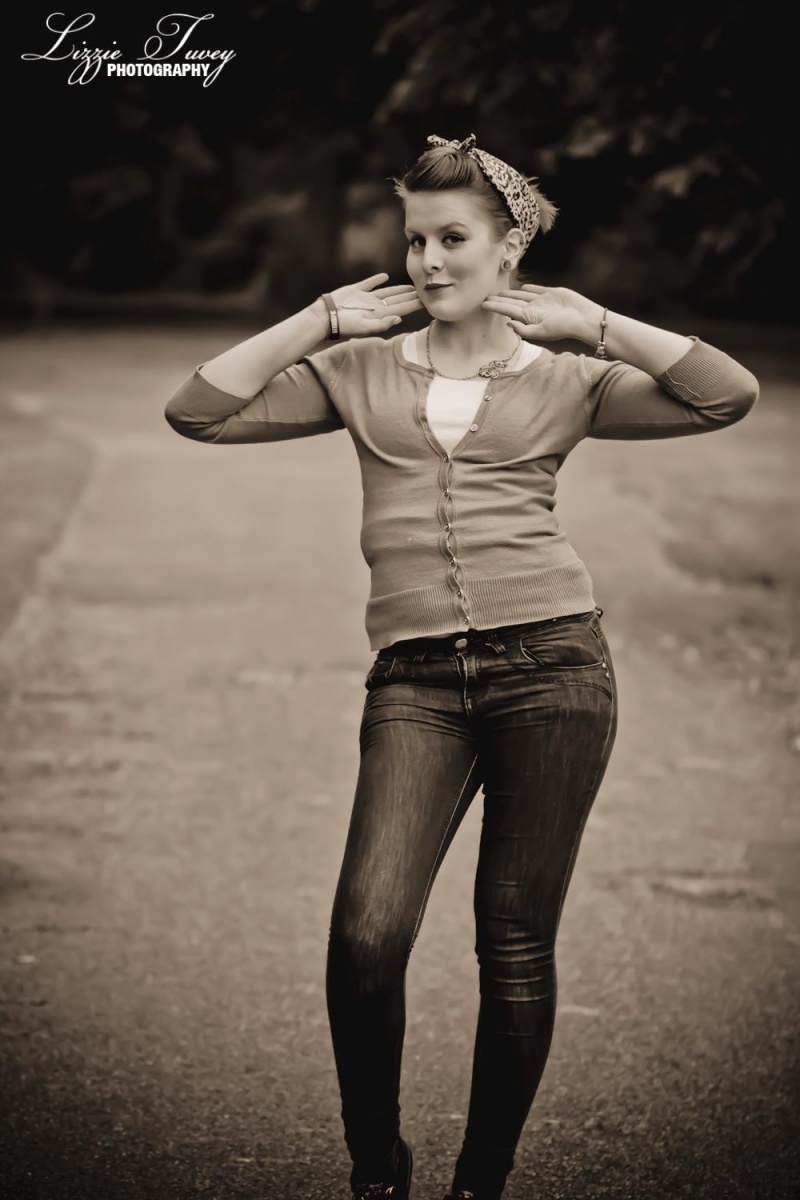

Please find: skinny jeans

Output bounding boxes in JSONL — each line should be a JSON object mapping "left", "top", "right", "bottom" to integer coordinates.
{"left": 325, "top": 608, "right": 617, "bottom": 1198}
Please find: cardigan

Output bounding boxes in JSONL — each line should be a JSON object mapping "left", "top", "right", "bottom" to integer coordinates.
{"left": 420, "top": 339, "right": 542, "bottom": 451}
{"left": 164, "top": 334, "right": 759, "bottom": 650}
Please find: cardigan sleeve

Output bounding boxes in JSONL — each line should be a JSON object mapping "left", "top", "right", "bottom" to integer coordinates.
{"left": 164, "top": 355, "right": 346, "bottom": 444}
{"left": 585, "top": 337, "right": 759, "bottom": 440}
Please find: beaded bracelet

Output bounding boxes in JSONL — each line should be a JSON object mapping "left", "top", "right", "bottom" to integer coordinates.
{"left": 321, "top": 293, "right": 340, "bottom": 339}
{"left": 594, "top": 307, "right": 609, "bottom": 359}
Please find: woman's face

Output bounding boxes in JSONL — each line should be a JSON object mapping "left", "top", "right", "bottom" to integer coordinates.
{"left": 403, "top": 190, "right": 508, "bottom": 321}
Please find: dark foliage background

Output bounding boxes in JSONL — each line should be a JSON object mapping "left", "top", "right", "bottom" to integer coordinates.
{"left": 6, "top": 0, "right": 794, "bottom": 324}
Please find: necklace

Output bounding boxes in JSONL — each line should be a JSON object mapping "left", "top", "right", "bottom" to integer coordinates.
{"left": 425, "top": 324, "right": 522, "bottom": 381}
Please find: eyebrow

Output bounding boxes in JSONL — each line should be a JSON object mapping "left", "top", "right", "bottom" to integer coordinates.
{"left": 404, "top": 221, "right": 471, "bottom": 235}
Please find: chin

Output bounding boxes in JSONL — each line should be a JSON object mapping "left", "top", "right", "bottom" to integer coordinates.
{"left": 423, "top": 295, "right": 477, "bottom": 322}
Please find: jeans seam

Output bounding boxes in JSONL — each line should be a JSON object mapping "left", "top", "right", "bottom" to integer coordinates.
{"left": 588, "top": 623, "right": 608, "bottom": 656}
{"left": 517, "top": 642, "right": 606, "bottom": 669}
{"left": 407, "top": 754, "right": 479, "bottom": 953}
{"left": 533, "top": 674, "right": 614, "bottom": 699}
{"left": 553, "top": 686, "right": 616, "bottom": 936}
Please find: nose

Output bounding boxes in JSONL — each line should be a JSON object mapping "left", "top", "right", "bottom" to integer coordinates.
{"left": 421, "top": 242, "right": 443, "bottom": 274}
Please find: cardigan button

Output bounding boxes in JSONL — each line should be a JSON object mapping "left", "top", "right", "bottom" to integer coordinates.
{"left": 469, "top": 422, "right": 478, "bottom": 432}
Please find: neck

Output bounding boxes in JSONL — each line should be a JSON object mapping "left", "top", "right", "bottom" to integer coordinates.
{"left": 430, "top": 310, "right": 515, "bottom": 357}
{"left": 425, "top": 313, "right": 521, "bottom": 381}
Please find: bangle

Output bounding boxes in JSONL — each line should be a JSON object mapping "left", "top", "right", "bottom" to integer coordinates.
{"left": 594, "top": 306, "right": 609, "bottom": 359}
{"left": 321, "top": 293, "right": 340, "bottom": 340}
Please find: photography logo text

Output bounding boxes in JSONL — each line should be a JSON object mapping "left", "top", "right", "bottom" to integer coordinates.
{"left": 21, "top": 12, "right": 236, "bottom": 86}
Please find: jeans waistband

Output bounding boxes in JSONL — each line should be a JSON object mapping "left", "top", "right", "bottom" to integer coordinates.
{"left": 381, "top": 608, "right": 602, "bottom": 657}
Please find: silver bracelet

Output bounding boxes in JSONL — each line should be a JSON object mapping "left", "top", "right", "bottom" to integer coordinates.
{"left": 594, "top": 307, "right": 609, "bottom": 359}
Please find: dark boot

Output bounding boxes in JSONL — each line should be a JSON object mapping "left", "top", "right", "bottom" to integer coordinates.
{"left": 351, "top": 1135, "right": 413, "bottom": 1199}
{"left": 441, "top": 1187, "right": 504, "bottom": 1200}
{"left": 441, "top": 1192, "right": 504, "bottom": 1200}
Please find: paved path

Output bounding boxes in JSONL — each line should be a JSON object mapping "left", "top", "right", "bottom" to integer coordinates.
{"left": 0, "top": 324, "right": 798, "bottom": 1199}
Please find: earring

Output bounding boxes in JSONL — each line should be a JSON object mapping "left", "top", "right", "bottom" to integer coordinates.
{"left": 502, "top": 259, "right": 514, "bottom": 270}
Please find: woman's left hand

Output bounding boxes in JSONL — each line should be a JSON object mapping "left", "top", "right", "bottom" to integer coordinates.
{"left": 482, "top": 284, "right": 601, "bottom": 343}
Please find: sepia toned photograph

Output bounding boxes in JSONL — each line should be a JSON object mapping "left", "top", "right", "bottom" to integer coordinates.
{"left": 2, "top": 4, "right": 798, "bottom": 1198}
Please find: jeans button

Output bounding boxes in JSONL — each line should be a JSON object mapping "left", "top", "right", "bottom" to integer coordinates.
{"left": 454, "top": 637, "right": 468, "bottom": 649}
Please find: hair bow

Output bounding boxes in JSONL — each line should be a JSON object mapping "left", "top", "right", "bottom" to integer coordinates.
{"left": 427, "top": 133, "right": 478, "bottom": 154}
{"left": 424, "top": 132, "right": 541, "bottom": 246}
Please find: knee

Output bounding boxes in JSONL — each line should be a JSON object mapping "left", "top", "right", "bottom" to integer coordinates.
{"left": 475, "top": 920, "right": 557, "bottom": 1004}
{"left": 327, "top": 913, "right": 410, "bottom": 995}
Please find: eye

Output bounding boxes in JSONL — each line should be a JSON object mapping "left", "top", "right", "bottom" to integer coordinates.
{"left": 443, "top": 234, "right": 464, "bottom": 245}
{"left": 407, "top": 235, "right": 424, "bottom": 249}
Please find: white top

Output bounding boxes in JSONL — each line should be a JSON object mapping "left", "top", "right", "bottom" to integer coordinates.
{"left": 403, "top": 333, "right": 542, "bottom": 452}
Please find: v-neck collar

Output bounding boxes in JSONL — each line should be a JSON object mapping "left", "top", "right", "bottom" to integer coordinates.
{"left": 390, "top": 330, "right": 550, "bottom": 379}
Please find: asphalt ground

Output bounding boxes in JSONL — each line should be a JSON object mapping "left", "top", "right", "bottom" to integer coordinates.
{"left": 0, "top": 320, "right": 798, "bottom": 1199}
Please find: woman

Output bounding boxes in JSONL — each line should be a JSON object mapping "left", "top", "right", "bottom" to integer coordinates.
{"left": 164, "top": 133, "right": 758, "bottom": 1200}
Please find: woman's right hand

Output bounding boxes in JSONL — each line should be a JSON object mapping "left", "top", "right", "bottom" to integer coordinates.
{"left": 325, "top": 273, "right": 423, "bottom": 337}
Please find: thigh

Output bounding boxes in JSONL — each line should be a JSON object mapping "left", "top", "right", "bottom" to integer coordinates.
{"left": 331, "top": 677, "right": 482, "bottom": 949}
{"left": 474, "top": 655, "right": 617, "bottom": 935}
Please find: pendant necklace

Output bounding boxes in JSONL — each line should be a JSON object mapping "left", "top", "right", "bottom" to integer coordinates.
{"left": 425, "top": 323, "right": 522, "bottom": 381}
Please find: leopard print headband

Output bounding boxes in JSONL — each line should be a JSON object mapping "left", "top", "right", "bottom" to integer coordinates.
{"left": 426, "top": 133, "right": 541, "bottom": 247}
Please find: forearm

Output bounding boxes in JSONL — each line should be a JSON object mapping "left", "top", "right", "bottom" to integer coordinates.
{"left": 199, "top": 297, "right": 330, "bottom": 397}
{"left": 576, "top": 303, "right": 694, "bottom": 376}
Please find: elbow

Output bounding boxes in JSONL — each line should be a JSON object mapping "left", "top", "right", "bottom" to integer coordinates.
{"left": 721, "top": 376, "right": 760, "bottom": 428}
{"left": 164, "top": 370, "right": 229, "bottom": 442}
{"left": 699, "top": 367, "right": 760, "bottom": 430}
{"left": 164, "top": 406, "right": 190, "bottom": 438}
{"left": 164, "top": 405, "right": 203, "bottom": 442}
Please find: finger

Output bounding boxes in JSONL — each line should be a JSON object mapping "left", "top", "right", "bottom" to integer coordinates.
{"left": 349, "top": 290, "right": 416, "bottom": 310}
{"left": 374, "top": 284, "right": 419, "bottom": 299}
{"left": 508, "top": 318, "right": 540, "bottom": 338}
{"left": 481, "top": 299, "right": 526, "bottom": 320}
{"left": 382, "top": 296, "right": 423, "bottom": 312}
{"left": 494, "top": 289, "right": 539, "bottom": 301}
{"left": 388, "top": 297, "right": 425, "bottom": 315}
{"left": 381, "top": 292, "right": 418, "bottom": 308}
{"left": 353, "top": 272, "right": 391, "bottom": 291}
{"left": 349, "top": 296, "right": 422, "bottom": 318}
{"left": 520, "top": 283, "right": 548, "bottom": 293}
{"left": 368, "top": 305, "right": 418, "bottom": 325}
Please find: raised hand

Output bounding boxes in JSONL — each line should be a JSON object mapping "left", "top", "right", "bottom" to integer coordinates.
{"left": 482, "top": 283, "right": 601, "bottom": 343}
{"left": 329, "top": 273, "right": 424, "bottom": 337}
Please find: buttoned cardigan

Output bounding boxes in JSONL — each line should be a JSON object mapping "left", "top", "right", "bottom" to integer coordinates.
{"left": 164, "top": 334, "right": 758, "bottom": 650}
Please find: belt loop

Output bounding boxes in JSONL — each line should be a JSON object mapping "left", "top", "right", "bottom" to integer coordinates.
{"left": 595, "top": 606, "right": 604, "bottom": 618}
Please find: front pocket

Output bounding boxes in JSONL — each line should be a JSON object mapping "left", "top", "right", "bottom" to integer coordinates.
{"left": 517, "top": 622, "right": 606, "bottom": 671}
{"left": 365, "top": 656, "right": 398, "bottom": 686}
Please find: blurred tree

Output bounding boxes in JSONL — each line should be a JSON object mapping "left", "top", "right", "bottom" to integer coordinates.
{"left": 7, "top": 1, "right": 401, "bottom": 317}
{"left": 6, "top": 0, "right": 792, "bottom": 321}
{"left": 368, "top": 0, "right": 793, "bottom": 319}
